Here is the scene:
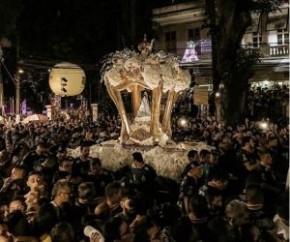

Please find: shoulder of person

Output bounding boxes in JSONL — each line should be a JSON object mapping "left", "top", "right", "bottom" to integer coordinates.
{"left": 94, "top": 202, "right": 109, "bottom": 215}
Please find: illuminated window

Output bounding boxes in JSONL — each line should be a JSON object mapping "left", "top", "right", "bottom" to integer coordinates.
{"left": 252, "top": 32, "right": 262, "bottom": 47}
{"left": 277, "top": 29, "right": 289, "bottom": 45}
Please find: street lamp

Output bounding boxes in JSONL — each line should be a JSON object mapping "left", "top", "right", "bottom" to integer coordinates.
{"left": 215, "top": 92, "right": 221, "bottom": 98}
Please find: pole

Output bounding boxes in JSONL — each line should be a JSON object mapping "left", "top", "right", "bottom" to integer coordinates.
{"left": 0, "top": 46, "right": 4, "bottom": 116}
{"left": 15, "top": 72, "right": 20, "bottom": 123}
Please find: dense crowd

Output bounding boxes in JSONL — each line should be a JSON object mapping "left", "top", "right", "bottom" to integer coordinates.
{"left": 0, "top": 93, "right": 289, "bottom": 242}
{"left": 175, "top": 84, "right": 289, "bottom": 123}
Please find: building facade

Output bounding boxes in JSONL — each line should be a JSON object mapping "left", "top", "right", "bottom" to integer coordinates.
{"left": 152, "top": 0, "right": 289, "bottom": 88}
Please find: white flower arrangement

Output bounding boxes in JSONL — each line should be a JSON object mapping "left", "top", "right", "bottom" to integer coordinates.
{"left": 67, "top": 140, "right": 214, "bottom": 181}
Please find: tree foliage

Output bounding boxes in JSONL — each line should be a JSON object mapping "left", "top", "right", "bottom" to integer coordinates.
{"left": 204, "top": 0, "right": 284, "bottom": 126}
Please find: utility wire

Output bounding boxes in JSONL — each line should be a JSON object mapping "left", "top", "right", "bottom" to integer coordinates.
{"left": 0, "top": 59, "right": 16, "bottom": 85}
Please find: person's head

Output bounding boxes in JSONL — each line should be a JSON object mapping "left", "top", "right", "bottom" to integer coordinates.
{"left": 120, "top": 189, "right": 136, "bottom": 218}
{"left": 14, "top": 143, "right": 29, "bottom": 158}
{"left": 199, "top": 149, "right": 211, "bottom": 163}
{"left": 105, "top": 182, "right": 122, "bottom": 206}
{"left": 5, "top": 210, "right": 31, "bottom": 237}
{"left": 26, "top": 171, "right": 44, "bottom": 192}
{"left": 11, "top": 165, "right": 27, "bottom": 180}
{"left": 187, "top": 150, "right": 199, "bottom": 162}
{"left": 225, "top": 199, "right": 249, "bottom": 227}
{"left": 210, "top": 150, "right": 220, "bottom": 165}
{"left": 5, "top": 140, "right": 14, "bottom": 153}
{"left": 241, "top": 136, "right": 255, "bottom": 149}
{"left": 259, "top": 150, "right": 272, "bottom": 167}
{"left": 78, "top": 182, "right": 95, "bottom": 201}
{"left": 56, "top": 146, "right": 68, "bottom": 161}
{"left": 51, "top": 179, "right": 73, "bottom": 205}
{"left": 0, "top": 194, "right": 9, "bottom": 218}
{"left": 0, "top": 222, "right": 11, "bottom": 241}
{"left": 36, "top": 142, "right": 48, "bottom": 155}
{"left": 218, "top": 140, "right": 230, "bottom": 152}
{"left": 9, "top": 197, "right": 26, "bottom": 214}
{"left": 51, "top": 222, "right": 76, "bottom": 242}
{"left": 132, "top": 152, "right": 144, "bottom": 168}
{"left": 80, "top": 141, "right": 91, "bottom": 159}
{"left": 90, "top": 158, "right": 102, "bottom": 175}
{"left": 267, "top": 136, "right": 278, "bottom": 148}
{"left": 58, "top": 159, "right": 73, "bottom": 173}
{"left": 0, "top": 150, "right": 11, "bottom": 165}
{"left": 245, "top": 185, "right": 264, "bottom": 207}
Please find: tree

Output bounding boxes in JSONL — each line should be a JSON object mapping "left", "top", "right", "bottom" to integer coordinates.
{"left": 204, "top": 0, "right": 284, "bottom": 126}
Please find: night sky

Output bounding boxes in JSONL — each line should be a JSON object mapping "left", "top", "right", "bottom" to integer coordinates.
{"left": 0, "top": 0, "right": 189, "bottom": 111}
{"left": 2, "top": 0, "right": 173, "bottom": 62}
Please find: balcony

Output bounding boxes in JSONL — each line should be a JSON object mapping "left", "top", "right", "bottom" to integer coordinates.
{"left": 157, "top": 43, "right": 289, "bottom": 64}
{"left": 243, "top": 44, "right": 289, "bottom": 58}
{"left": 269, "top": 45, "right": 289, "bottom": 56}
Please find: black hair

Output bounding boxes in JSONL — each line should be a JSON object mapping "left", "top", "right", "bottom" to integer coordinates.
{"left": 51, "top": 222, "right": 76, "bottom": 242}
{"left": 28, "top": 170, "right": 43, "bottom": 178}
{"left": 132, "top": 152, "right": 143, "bottom": 163}
{"left": 78, "top": 182, "right": 96, "bottom": 199}
{"left": 6, "top": 210, "right": 31, "bottom": 236}
{"left": 199, "top": 149, "right": 210, "bottom": 159}
{"left": 105, "top": 182, "right": 122, "bottom": 201}
{"left": 241, "top": 136, "right": 253, "bottom": 147}
{"left": 246, "top": 185, "right": 264, "bottom": 204}
{"left": 187, "top": 150, "right": 198, "bottom": 158}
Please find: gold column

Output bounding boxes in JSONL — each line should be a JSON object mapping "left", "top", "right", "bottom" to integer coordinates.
{"left": 162, "top": 90, "right": 179, "bottom": 134}
{"left": 131, "top": 84, "right": 141, "bottom": 118}
{"left": 105, "top": 80, "right": 130, "bottom": 143}
{"left": 150, "top": 83, "right": 162, "bottom": 143}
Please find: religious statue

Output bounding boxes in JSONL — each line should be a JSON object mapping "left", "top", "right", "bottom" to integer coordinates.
{"left": 101, "top": 36, "right": 191, "bottom": 145}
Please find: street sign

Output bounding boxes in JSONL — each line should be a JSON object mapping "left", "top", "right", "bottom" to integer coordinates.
{"left": 193, "top": 88, "right": 209, "bottom": 105}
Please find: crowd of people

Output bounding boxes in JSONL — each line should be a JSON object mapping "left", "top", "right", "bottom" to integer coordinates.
{"left": 0, "top": 106, "right": 289, "bottom": 241}
{"left": 174, "top": 84, "right": 289, "bottom": 123}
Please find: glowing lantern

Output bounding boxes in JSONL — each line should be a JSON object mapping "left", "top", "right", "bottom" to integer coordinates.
{"left": 49, "top": 62, "right": 86, "bottom": 96}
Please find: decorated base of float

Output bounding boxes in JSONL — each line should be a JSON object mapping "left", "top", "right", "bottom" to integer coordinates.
{"left": 68, "top": 140, "right": 213, "bottom": 181}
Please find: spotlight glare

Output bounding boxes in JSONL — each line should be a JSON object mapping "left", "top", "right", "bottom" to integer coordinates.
{"left": 178, "top": 117, "right": 188, "bottom": 128}
{"left": 259, "top": 121, "right": 268, "bottom": 130}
